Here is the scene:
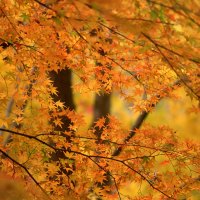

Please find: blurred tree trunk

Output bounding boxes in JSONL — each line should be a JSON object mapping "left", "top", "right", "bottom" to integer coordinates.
{"left": 49, "top": 68, "right": 75, "bottom": 132}
{"left": 48, "top": 68, "right": 76, "bottom": 179}
{"left": 92, "top": 93, "right": 111, "bottom": 139}
{"left": 91, "top": 93, "right": 112, "bottom": 199}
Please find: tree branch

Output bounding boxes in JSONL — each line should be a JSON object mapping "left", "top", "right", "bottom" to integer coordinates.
{"left": 142, "top": 32, "right": 200, "bottom": 101}
{"left": 0, "top": 148, "right": 52, "bottom": 200}
{"left": 147, "top": 0, "right": 200, "bottom": 27}
{"left": 112, "top": 79, "right": 182, "bottom": 156}
{"left": 1, "top": 67, "right": 37, "bottom": 146}
{"left": 0, "top": 128, "right": 175, "bottom": 199}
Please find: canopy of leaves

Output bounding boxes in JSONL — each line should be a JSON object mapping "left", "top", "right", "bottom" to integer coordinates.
{"left": 0, "top": 0, "right": 200, "bottom": 199}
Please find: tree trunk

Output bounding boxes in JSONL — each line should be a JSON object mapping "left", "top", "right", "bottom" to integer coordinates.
{"left": 92, "top": 93, "right": 111, "bottom": 139}
{"left": 49, "top": 68, "right": 75, "bottom": 132}
{"left": 48, "top": 68, "right": 76, "bottom": 182}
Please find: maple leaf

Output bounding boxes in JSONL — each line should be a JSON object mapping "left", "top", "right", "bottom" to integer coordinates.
{"left": 0, "top": 119, "right": 8, "bottom": 128}
{"left": 53, "top": 118, "right": 63, "bottom": 127}
{"left": 13, "top": 117, "right": 23, "bottom": 125}
{"left": 93, "top": 187, "right": 103, "bottom": 196}
{"left": 96, "top": 175, "right": 107, "bottom": 185}
{"left": 95, "top": 117, "right": 105, "bottom": 129}
{"left": 55, "top": 100, "right": 65, "bottom": 109}
{"left": 69, "top": 124, "right": 77, "bottom": 131}
{"left": 1, "top": 0, "right": 200, "bottom": 199}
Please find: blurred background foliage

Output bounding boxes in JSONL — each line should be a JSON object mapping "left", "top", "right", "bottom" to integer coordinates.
{"left": 74, "top": 81, "right": 200, "bottom": 199}
{"left": 74, "top": 85, "right": 200, "bottom": 141}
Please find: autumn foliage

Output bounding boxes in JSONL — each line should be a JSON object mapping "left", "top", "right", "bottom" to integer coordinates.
{"left": 0, "top": 0, "right": 200, "bottom": 199}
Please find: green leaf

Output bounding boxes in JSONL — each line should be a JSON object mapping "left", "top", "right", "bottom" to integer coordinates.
{"left": 41, "top": 148, "right": 49, "bottom": 162}
{"left": 20, "top": 13, "right": 30, "bottom": 22}
{"left": 142, "top": 156, "right": 150, "bottom": 163}
{"left": 150, "top": 10, "right": 158, "bottom": 20}
{"left": 139, "top": 45, "right": 152, "bottom": 53}
{"left": 158, "top": 9, "right": 166, "bottom": 22}
{"left": 52, "top": 16, "right": 61, "bottom": 25}
{"left": 67, "top": 159, "right": 75, "bottom": 164}
{"left": 90, "top": 2, "right": 100, "bottom": 11}
{"left": 150, "top": 9, "right": 166, "bottom": 22}
{"left": 57, "top": 10, "right": 65, "bottom": 18}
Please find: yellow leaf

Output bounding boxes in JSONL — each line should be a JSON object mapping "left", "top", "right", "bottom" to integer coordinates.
{"left": 55, "top": 100, "right": 65, "bottom": 109}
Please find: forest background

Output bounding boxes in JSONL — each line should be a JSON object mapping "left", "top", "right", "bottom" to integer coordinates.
{"left": 0, "top": 0, "right": 200, "bottom": 199}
